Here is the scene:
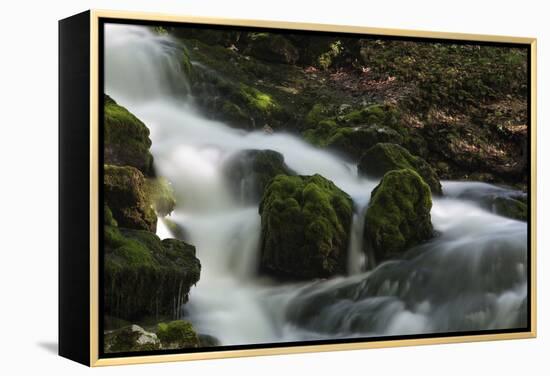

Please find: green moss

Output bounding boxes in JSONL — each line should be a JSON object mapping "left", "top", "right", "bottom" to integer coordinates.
{"left": 305, "top": 103, "right": 333, "bottom": 127}
{"left": 157, "top": 320, "right": 200, "bottom": 349}
{"left": 365, "top": 169, "right": 433, "bottom": 263}
{"left": 238, "top": 84, "right": 280, "bottom": 115}
{"left": 358, "top": 143, "right": 442, "bottom": 195}
{"left": 146, "top": 177, "right": 177, "bottom": 217}
{"left": 104, "top": 204, "right": 118, "bottom": 227}
{"left": 104, "top": 164, "right": 157, "bottom": 232}
{"left": 104, "top": 95, "right": 154, "bottom": 175}
{"left": 318, "top": 40, "right": 343, "bottom": 70}
{"left": 493, "top": 197, "right": 527, "bottom": 221}
{"left": 339, "top": 104, "right": 400, "bottom": 126}
{"left": 180, "top": 47, "right": 193, "bottom": 78}
{"left": 104, "top": 226, "right": 201, "bottom": 322}
{"left": 301, "top": 103, "right": 410, "bottom": 160}
{"left": 153, "top": 26, "right": 167, "bottom": 35}
{"left": 259, "top": 174, "right": 353, "bottom": 279}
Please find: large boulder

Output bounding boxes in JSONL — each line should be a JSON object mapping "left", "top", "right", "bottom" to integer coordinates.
{"left": 358, "top": 143, "right": 442, "bottom": 195}
{"left": 104, "top": 165, "right": 157, "bottom": 233}
{"left": 245, "top": 33, "right": 299, "bottom": 64}
{"left": 259, "top": 174, "right": 353, "bottom": 279}
{"left": 104, "top": 325, "right": 160, "bottom": 353}
{"left": 364, "top": 169, "right": 434, "bottom": 263}
{"left": 104, "top": 95, "right": 155, "bottom": 176}
{"left": 223, "top": 149, "right": 295, "bottom": 203}
{"left": 157, "top": 320, "right": 200, "bottom": 350}
{"left": 104, "top": 224, "right": 201, "bottom": 322}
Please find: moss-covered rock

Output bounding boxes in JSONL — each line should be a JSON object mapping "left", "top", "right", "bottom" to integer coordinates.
{"left": 157, "top": 320, "right": 200, "bottom": 349}
{"left": 364, "top": 169, "right": 433, "bottom": 263}
{"left": 104, "top": 226, "right": 201, "bottom": 322}
{"left": 223, "top": 149, "right": 295, "bottom": 203}
{"left": 104, "top": 325, "right": 160, "bottom": 353}
{"left": 303, "top": 104, "right": 410, "bottom": 160}
{"left": 259, "top": 174, "right": 353, "bottom": 279}
{"left": 328, "top": 126, "right": 404, "bottom": 160}
{"left": 245, "top": 33, "right": 299, "bottom": 64}
{"left": 358, "top": 143, "right": 442, "bottom": 195}
{"left": 104, "top": 164, "right": 157, "bottom": 232}
{"left": 104, "top": 95, "right": 154, "bottom": 176}
{"left": 492, "top": 196, "right": 527, "bottom": 221}
{"left": 146, "top": 177, "right": 177, "bottom": 217}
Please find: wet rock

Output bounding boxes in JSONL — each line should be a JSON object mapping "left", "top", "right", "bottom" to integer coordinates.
{"left": 198, "top": 333, "right": 221, "bottom": 347}
{"left": 104, "top": 325, "right": 160, "bottom": 353}
{"left": 359, "top": 143, "right": 442, "bottom": 195}
{"left": 259, "top": 174, "right": 353, "bottom": 279}
{"left": 492, "top": 196, "right": 527, "bottom": 221}
{"left": 104, "top": 165, "right": 157, "bottom": 232}
{"left": 146, "top": 177, "right": 177, "bottom": 217}
{"left": 223, "top": 149, "right": 295, "bottom": 203}
{"left": 245, "top": 33, "right": 299, "bottom": 64}
{"left": 447, "top": 183, "right": 527, "bottom": 222}
{"left": 104, "top": 95, "right": 154, "bottom": 176}
{"left": 364, "top": 169, "right": 434, "bottom": 263}
{"left": 104, "top": 225, "right": 201, "bottom": 322}
{"left": 157, "top": 320, "right": 200, "bottom": 349}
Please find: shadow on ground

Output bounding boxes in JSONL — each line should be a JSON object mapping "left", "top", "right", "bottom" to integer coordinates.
{"left": 37, "top": 341, "right": 58, "bottom": 354}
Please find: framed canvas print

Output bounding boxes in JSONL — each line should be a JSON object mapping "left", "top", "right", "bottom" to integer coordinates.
{"left": 58, "top": 10, "right": 537, "bottom": 366}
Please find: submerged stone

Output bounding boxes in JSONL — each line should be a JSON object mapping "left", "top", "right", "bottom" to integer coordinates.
{"left": 492, "top": 196, "right": 527, "bottom": 221}
{"left": 223, "top": 149, "right": 295, "bottom": 203}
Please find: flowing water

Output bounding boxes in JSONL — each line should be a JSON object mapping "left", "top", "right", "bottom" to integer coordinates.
{"left": 105, "top": 24, "right": 528, "bottom": 345}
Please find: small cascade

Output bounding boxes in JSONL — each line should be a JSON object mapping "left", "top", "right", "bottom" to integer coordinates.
{"left": 104, "top": 24, "right": 528, "bottom": 346}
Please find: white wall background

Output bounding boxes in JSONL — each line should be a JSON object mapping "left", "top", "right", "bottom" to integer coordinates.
{"left": 0, "top": 0, "right": 546, "bottom": 374}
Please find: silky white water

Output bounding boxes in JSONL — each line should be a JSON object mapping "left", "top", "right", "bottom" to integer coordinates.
{"left": 105, "top": 25, "right": 528, "bottom": 345}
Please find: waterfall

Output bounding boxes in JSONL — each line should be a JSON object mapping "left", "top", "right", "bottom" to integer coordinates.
{"left": 105, "top": 24, "right": 528, "bottom": 345}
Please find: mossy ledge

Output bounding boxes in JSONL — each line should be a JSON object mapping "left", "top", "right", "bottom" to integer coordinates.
{"left": 259, "top": 174, "right": 353, "bottom": 279}
{"left": 104, "top": 222, "right": 201, "bottom": 322}
{"left": 364, "top": 169, "right": 434, "bottom": 264}
{"left": 104, "top": 94, "right": 155, "bottom": 176}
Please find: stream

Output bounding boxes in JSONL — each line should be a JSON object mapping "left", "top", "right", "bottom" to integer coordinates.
{"left": 104, "top": 24, "right": 528, "bottom": 346}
